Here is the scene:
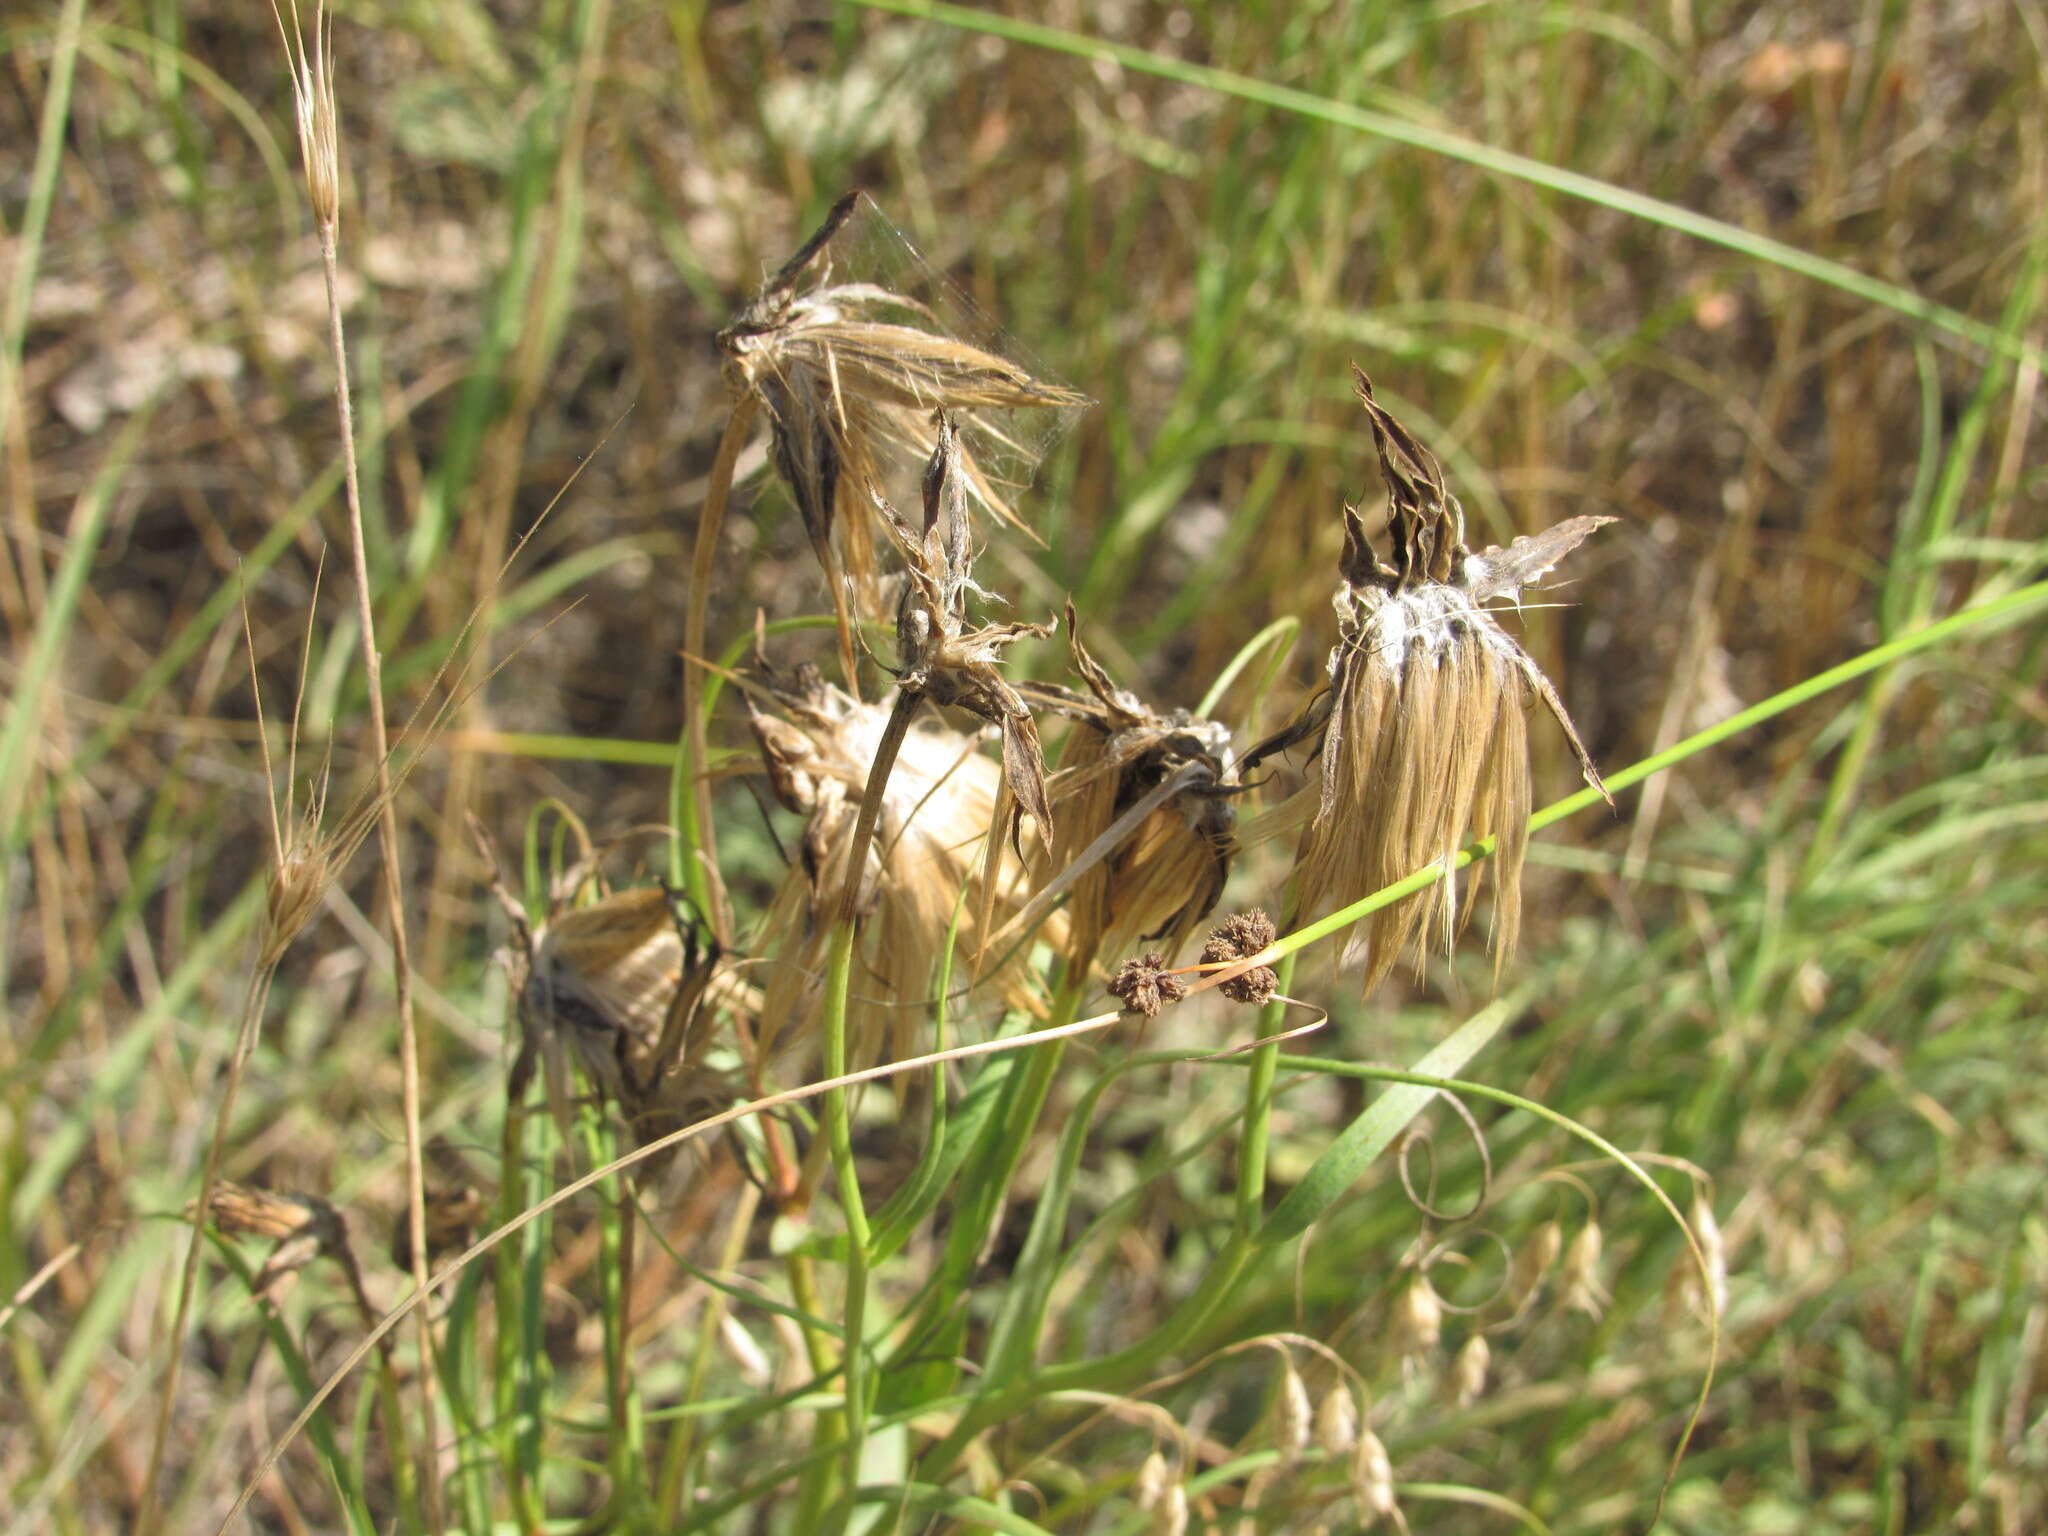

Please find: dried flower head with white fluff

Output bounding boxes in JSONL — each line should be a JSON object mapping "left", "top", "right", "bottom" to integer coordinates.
{"left": 1249, "top": 367, "right": 1614, "bottom": 995}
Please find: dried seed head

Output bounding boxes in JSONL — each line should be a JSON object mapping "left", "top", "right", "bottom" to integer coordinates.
{"left": 273, "top": 3, "right": 341, "bottom": 232}
{"left": 1559, "top": 1219, "right": 1610, "bottom": 1318}
{"left": 1107, "top": 953, "right": 1187, "bottom": 1019}
{"left": 1200, "top": 909, "right": 1279, "bottom": 1005}
{"left": 1316, "top": 1385, "right": 1360, "bottom": 1457}
{"left": 1390, "top": 1273, "right": 1444, "bottom": 1357}
{"left": 1449, "top": 1333, "right": 1491, "bottom": 1407}
{"left": 1507, "top": 1218, "right": 1564, "bottom": 1311}
{"left": 519, "top": 886, "right": 749, "bottom": 1143}
{"left": 1690, "top": 1192, "right": 1729, "bottom": 1319}
{"left": 1135, "top": 1449, "right": 1171, "bottom": 1512}
{"left": 389, "top": 1184, "right": 486, "bottom": 1271}
{"left": 1025, "top": 609, "right": 1238, "bottom": 971}
{"left": 1350, "top": 1429, "right": 1398, "bottom": 1523}
{"left": 1151, "top": 1482, "right": 1189, "bottom": 1536}
{"left": 1246, "top": 369, "right": 1613, "bottom": 995}
{"left": 197, "top": 1182, "right": 348, "bottom": 1296}
{"left": 1278, "top": 1359, "right": 1314, "bottom": 1459}
{"left": 718, "top": 192, "right": 1083, "bottom": 635}
{"left": 881, "top": 416, "right": 1058, "bottom": 854}
{"left": 751, "top": 664, "right": 1055, "bottom": 1067}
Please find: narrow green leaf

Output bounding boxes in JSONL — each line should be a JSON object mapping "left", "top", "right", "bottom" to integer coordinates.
{"left": 1258, "top": 986, "right": 1532, "bottom": 1244}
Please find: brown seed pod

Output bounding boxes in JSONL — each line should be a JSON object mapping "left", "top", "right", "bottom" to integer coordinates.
{"left": 1107, "top": 954, "right": 1187, "bottom": 1019}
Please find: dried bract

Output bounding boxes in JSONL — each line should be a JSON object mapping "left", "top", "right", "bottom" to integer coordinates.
{"left": 1248, "top": 369, "right": 1613, "bottom": 994}
{"left": 519, "top": 886, "right": 749, "bottom": 1145}
{"left": 882, "top": 412, "right": 1057, "bottom": 853}
{"left": 718, "top": 193, "right": 1084, "bottom": 630}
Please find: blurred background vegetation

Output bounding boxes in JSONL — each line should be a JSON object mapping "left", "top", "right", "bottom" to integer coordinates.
{"left": 2, "top": 0, "right": 2044, "bottom": 1531}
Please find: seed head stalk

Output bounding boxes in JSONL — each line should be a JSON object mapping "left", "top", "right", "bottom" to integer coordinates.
{"left": 313, "top": 114, "right": 441, "bottom": 1536}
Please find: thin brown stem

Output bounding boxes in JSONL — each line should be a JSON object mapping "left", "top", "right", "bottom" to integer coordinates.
{"left": 319, "top": 227, "right": 439, "bottom": 1526}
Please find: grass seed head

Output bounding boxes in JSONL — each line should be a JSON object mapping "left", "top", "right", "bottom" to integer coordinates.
{"left": 1247, "top": 368, "right": 1613, "bottom": 995}
{"left": 1350, "top": 1428, "right": 1398, "bottom": 1523}
{"left": 1449, "top": 1333, "right": 1491, "bottom": 1407}
{"left": 1559, "top": 1218, "right": 1610, "bottom": 1318}
{"left": 1135, "top": 1449, "right": 1170, "bottom": 1512}
{"left": 1316, "top": 1385, "right": 1360, "bottom": 1457}
{"left": 272, "top": 3, "right": 340, "bottom": 232}
{"left": 1391, "top": 1272, "right": 1444, "bottom": 1357}
{"left": 1507, "top": 1218, "right": 1564, "bottom": 1311}
{"left": 718, "top": 192, "right": 1084, "bottom": 630}
{"left": 1278, "top": 1357, "right": 1314, "bottom": 1459}
{"left": 1150, "top": 1481, "right": 1189, "bottom": 1536}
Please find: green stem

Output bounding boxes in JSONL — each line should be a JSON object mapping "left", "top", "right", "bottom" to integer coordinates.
{"left": 816, "top": 689, "right": 917, "bottom": 1529}
{"left": 1233, "top": 952, "right": 1296, "bottom": 1234}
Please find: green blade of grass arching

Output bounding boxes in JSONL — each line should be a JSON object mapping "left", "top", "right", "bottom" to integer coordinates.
{"left": 854, "top": 0, "right": 2043, "bottom": 370}
{"left": 1257, "top": 984, "right": 1537, "bottom": 1245}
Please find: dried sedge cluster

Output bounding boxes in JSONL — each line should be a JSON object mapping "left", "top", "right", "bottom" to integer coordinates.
{"left": 1249, "top": 368, "right": 1612, "bottom": 994}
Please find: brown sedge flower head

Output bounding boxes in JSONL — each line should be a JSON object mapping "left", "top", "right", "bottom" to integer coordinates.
{"left": 1248, "top": 368, "right": 1613, "bottom": 995}
{"left": 718, "top": 192, "right": 1084, "bottom": 629}
{"left": 1106, "top": 953, "right": 1187, "bottom": 1018}
{"left": 519, "top": 885, "right": 752, "bottom": 1147}
{"left": 1024, "top": 605, "right": 1238, "bottom": 973}
{"left": 1200, "top": 909, "right": 1279, "bottom": 1005}
{"left": 748, "top": 661, "right": 1057, "bottom": 1068}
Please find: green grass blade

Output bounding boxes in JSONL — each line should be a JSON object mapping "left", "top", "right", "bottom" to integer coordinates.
{"left": 855, "top": 0, "right": 2042, "bottom": 368}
